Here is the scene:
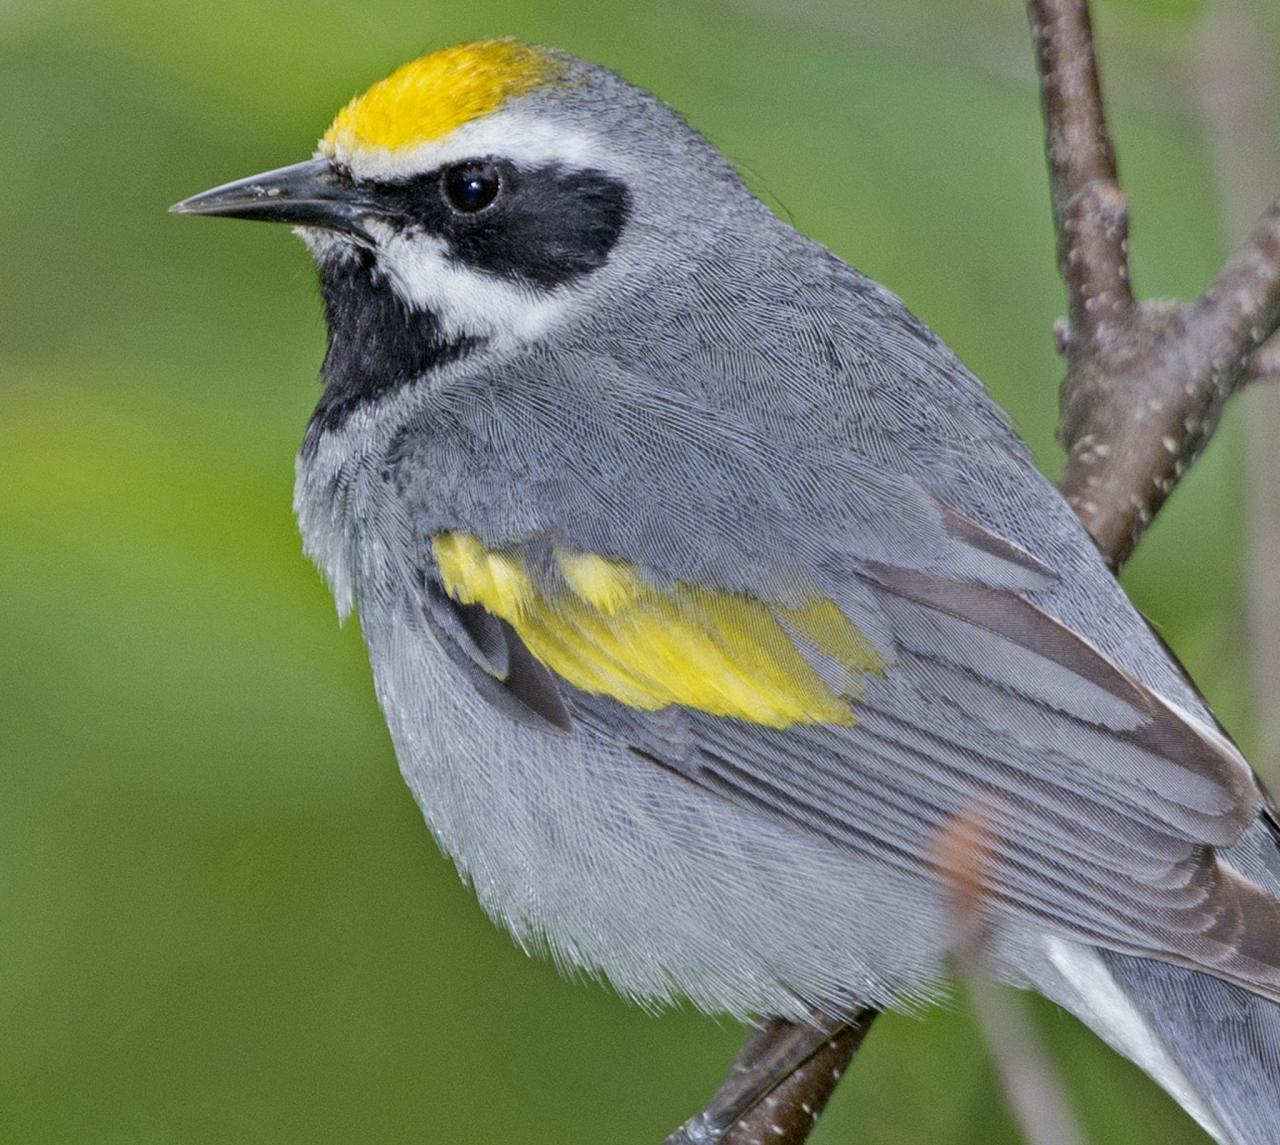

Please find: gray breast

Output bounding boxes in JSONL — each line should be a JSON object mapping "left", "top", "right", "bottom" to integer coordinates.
{"left": 293, "top": 385, "right": 959, "bottom": 1020}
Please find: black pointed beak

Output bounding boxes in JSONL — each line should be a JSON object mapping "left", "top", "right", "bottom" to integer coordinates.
{"left": 170, "top": 158, "right": 380, "bottom": 239}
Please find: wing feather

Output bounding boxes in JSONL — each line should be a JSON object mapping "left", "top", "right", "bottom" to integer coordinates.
{"left": 420, "top": 528, "right": 1279, "bottom": 998}
{"left": 394, "top": 355, "right": 1275, "bottom": 997}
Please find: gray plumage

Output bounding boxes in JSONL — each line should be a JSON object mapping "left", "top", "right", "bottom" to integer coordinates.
{"left": 182, "top": 45, "right": 1280, "bottom": 1143}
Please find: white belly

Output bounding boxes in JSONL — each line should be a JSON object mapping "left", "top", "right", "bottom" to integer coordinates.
{"left": 360, "top": 593, "right": 950, "bottom": 1019}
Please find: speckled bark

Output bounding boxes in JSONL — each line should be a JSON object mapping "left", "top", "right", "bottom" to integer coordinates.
{"left": 1029, "top": 0, "right": 1280, "bottom": 568}
{"left": 719, "top": 1020, "right": 872, "bottom": 1145}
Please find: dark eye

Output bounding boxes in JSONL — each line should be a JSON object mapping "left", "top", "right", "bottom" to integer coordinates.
{"left": 442, "top": 161, "right": 502, "bottom": 213}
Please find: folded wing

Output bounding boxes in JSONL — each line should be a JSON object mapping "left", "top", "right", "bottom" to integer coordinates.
{"left": 419, "top": 526, "right": 1280, "bottom": 1001}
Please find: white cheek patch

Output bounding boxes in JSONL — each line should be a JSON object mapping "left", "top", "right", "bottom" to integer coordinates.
{"left": 365, "top": 219, "right": 570, "bottom": 345}
{"left": 324, "top": 113, "right": 619, "bottom": 184}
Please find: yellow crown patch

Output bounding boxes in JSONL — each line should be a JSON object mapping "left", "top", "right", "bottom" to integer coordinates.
{"left": 322, "top": 40, "right": 565, "bottom": 155}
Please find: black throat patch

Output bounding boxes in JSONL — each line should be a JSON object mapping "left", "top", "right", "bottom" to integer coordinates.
{"left": 304, "top": 161, "right": 630, "bottom": 441}
{"left": 306, "top": 246, "right": 480, "bottom": 441}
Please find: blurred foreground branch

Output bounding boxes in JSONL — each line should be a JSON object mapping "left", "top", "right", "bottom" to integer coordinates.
{"left": 688, "top": 0, "right": 1280, "bottom": 1141}
{"left": 936, "top": 813, "right": 1087, "bottom": 1145}
{"left": 1194, "top": 0, "right": 1280, "bottom": 782}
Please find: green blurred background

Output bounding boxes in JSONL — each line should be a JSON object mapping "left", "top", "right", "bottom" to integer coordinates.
{"left": 4, "top": 0, "right": 1278, "bottom": 1141}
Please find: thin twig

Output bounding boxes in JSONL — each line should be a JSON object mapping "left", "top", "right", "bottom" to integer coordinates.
{"left": 1187, "top": 199, "right": 1280, "bottom": 383}
{"left": 1246, "top": 334, "right": 1280, "bottom": 385}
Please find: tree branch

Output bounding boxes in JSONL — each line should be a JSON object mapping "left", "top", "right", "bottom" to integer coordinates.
{"left": 1028, "top": 0, "right": 1135, "bottom": 344}
{"left": 681, "top": 1, "right": 1280, "bottom": 1140}
{"left": 721, "top": 1019, "right": 874, "bottom": 1145}
{"left": 1030, "top": 0, "right": 1280, "bottom": 566}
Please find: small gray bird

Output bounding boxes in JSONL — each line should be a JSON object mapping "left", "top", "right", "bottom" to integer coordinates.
{"left": 174, "top": 40, "right": 1280, "bottom": 1143}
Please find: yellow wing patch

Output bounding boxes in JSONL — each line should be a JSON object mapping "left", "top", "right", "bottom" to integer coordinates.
{"left": 433, "top": 533, "right": 885, "bottom": 729}
{"left": 322, "top": 40, "right": 566, "bottom": 156}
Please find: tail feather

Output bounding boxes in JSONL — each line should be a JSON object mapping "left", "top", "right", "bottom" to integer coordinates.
{"left": 1030, "top": 806, "right": 1280, "bottom": 1145}
{"left": 1035, "top": 935, "right": 1232, "bottom": 1142}
{"left": 1023, "top": 802, "right": 1280, "bottom": 1142}
{"left": 1099, "top": 949, "right": 1280, "bottom": 1145}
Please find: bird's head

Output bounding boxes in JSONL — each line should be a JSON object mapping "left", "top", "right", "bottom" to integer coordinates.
{"left": 175, "top": 41, "right": 743, "bottom": 360}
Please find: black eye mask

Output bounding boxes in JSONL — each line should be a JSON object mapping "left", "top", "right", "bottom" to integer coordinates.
{"left": 371, "top": 158, "right": 632, "bottom": 290}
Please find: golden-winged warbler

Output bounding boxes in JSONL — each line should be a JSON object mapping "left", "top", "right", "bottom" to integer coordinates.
{"left": 174, "top": 41, "right": 1280, "bottom": 1143}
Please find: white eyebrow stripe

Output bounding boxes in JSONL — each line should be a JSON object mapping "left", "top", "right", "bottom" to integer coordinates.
{"left": 323, "top": 113, "right": 618, "bottom": 182}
